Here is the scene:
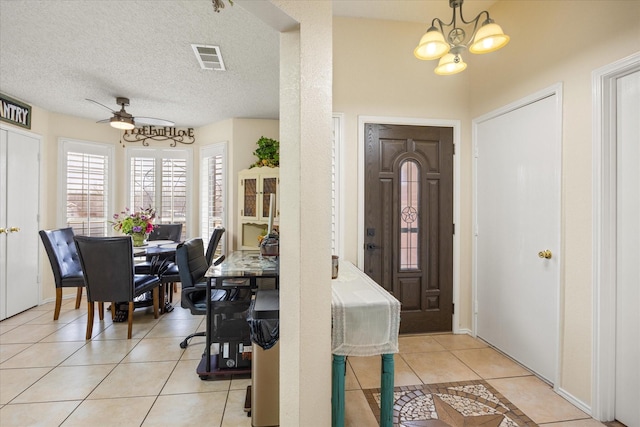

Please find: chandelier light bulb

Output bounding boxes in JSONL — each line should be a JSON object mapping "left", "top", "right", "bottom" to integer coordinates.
{"left": 469, "top": 21, "right": 510, "bottom": 54}
{"left": 414, "top": 26, "right": 450, "bottom": 61}
{"left": 434, "top": 53, "right": 467, "bottom": 75}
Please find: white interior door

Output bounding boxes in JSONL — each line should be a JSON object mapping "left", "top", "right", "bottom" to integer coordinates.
{"left": 1, "top": 128, "right": 40, "bottom": 319}
{"left": 614, "top": 70, "right": 640, "bottom": 426}
{"left": 475, "top": 91, "right": 561, "bottom": 383}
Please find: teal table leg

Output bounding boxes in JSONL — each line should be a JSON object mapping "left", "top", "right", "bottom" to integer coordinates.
{"left": 380, "top": 354, "right": 394, "bottom": 427}
{"left": 332, "top": 355, "right": 346, "bottom": 427}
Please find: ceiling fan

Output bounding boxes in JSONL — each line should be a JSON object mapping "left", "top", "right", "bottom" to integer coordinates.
{"left": 86, "top": 97, "right": 175, "bottom": 130}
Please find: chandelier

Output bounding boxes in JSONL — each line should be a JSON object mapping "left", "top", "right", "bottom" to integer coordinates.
{"left": 414, "top": 0, "right": 510, "bottom": 75}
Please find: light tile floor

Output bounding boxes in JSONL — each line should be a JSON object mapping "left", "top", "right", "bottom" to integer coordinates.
{"left": 0, "top": 296, "right": 611, "bottom": 427}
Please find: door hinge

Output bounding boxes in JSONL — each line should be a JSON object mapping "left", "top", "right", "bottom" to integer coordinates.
{"left": 452, "top": 303, "right": 455, "bottom": 314}
{"left": 453, "top": 223, "right": 455, "bottom": 235}
{"left": 453, "top": 144, "right": 455, "bottom": 155}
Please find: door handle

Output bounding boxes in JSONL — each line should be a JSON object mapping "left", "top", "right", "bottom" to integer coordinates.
{"left": 8, "top": 227, "right": 20, "bottom": 233}
{"left": 538, "top": 250, "right": 552, "bottom": 259}
{"left": 365, "top": 243, "right": 381, "bottom": 251}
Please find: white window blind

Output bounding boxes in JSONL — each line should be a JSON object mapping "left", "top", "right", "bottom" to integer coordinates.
{"left": 127, "top": 148, "right": 190, "bottom": 240}
{"left": 201, "top": 143, "right": 226, "bottom": 256}
{"left": 59, "top": 139, "right": 113, "bottom": 236}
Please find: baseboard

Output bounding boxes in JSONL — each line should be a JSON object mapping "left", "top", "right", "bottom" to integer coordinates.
{"left": 456, "top": 328, "right": 473, "bottom": 336}
{"left": 556, "top": 386, "right": 592, "bottom": 416}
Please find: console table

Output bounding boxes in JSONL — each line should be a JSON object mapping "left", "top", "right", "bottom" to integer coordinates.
{"left": 331, "top": 261, "right": 401, "bottom": 427}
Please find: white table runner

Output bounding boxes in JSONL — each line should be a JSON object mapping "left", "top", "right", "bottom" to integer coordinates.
{"left": 331, "top": 261, "right": 400, "bottom": 356}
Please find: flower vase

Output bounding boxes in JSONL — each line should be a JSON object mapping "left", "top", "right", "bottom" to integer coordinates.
{"left": 131, "top": 232, "right": 147, "bottom": 247}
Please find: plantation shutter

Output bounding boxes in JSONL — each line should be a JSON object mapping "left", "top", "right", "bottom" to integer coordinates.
{"left": 60, "top": 139, "right": 113, "bottom": 237}
{"left": 201, "top": 143, "right": 226, "bottom": 256}
{"left": 127, "top": 148, "right": 190, "bottom": 240}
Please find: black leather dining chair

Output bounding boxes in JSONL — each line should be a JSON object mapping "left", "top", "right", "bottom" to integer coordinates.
{"left": 39, "top": 228, "right": 85, "bottom": 320}
{"left": 147, "top": 223, "right": 183, "bottom": 242}
{"left": 176, "top": 237, "right": 229, "bottom": 348}
{"left": 74, "top": 235, "right": 161, "bottom": 339}
{"left": 135, "top": 223, "right": 183, "bottom": 306}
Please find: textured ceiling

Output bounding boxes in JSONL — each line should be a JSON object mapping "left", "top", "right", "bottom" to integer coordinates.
{"left": 0, "top": 0, "right": 497, "bottom": 129}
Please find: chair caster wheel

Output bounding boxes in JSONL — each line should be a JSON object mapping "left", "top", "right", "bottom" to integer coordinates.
{"left": 199, "top": 375, "right": 209, "bottom": 381}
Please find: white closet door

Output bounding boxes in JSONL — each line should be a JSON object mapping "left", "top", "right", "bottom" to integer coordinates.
{"left": 615, "top": 70, "right": 640, "bottom": 427}
{"left": 1, "top": 128, "right": 40, "bottom": 319}
{"left": 475, "top": 93, "right": 561, "bottom": 383}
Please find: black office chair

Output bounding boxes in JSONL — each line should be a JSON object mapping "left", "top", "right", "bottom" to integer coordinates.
{"left": 176, "top": 237, "right": 230, "bottom": 348}
{"left": 39, "top": 228, "right": 85, "bottom": 320}
{"left": 205, "top": 227, "right": 225, "bottom": 266}
{"left": 74, "top": 236, "right": 161, "bottom": 339}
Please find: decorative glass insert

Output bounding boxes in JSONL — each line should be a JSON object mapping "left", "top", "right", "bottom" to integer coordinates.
{"left": 243, "top": 178, "right": 257, "bottom": 217}
{"left": 262, "top": 177, "right": 277, "bottom": 218}
{"left": 400, "top": 160, "right": 420, "bottom": 270}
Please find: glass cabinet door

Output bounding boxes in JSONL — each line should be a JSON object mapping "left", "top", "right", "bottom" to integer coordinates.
{"left": 261, "top": 177, "right": 278, "bottom": 219}
{"left": 242, "top": 177, "right": 257, "bottom": 218}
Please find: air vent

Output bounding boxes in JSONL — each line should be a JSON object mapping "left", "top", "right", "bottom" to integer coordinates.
{"left": 191, "top": 44, "right": 226, "bottom": 71}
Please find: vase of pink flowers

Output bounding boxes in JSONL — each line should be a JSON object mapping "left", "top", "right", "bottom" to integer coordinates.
{"left": 111, "top": 207, "right": 156, "bottom": 247}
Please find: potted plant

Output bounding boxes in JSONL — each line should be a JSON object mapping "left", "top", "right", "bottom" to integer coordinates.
{"left": 250, "top": 136, "right": 279, "bottom": 168}
{"left": 111, "top": 206, "right": 156, "bottom": 246}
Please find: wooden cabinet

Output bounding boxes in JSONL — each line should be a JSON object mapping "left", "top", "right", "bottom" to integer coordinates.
{"left": 238, "top": 167, "right": 279, "bottom": 249}
{"left": 1, "top": 126, "right": 41, "bottom": 320}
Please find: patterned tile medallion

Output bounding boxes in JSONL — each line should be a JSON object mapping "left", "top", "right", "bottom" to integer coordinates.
{"left": 363, "top": 380, "right": 538, "bottom": 426}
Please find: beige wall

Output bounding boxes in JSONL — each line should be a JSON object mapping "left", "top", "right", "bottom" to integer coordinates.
{"left": 333, "top": 0, "right": 640, "bottom": 410}
{"left": 197, "top": 118, "right": 279, "bottom": 250}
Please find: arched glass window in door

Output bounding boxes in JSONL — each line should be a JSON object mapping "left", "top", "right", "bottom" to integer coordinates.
{"left": 400, "top": 159, "right": 420, "bottom": 270}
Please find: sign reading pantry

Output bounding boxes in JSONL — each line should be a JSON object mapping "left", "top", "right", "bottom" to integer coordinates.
{"left": 0, "top": 93, "right": 31, "bottom": 129}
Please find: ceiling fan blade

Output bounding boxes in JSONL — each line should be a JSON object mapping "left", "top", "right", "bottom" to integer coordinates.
{"left": 96, "top": 119, "right": 110, "bottom": 124}
{"left": 86, "top": 98, "right": 116, "bottom": 113}
{"left": 134, "top": 116, "right": 175, "bottom": 127}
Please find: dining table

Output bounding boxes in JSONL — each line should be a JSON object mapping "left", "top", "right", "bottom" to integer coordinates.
{"left": 133, "top": 239, "right": 181, "bottom": 313}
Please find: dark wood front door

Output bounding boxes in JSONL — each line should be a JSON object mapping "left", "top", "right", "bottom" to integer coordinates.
{"left": 364, "top": 123, "right": 453, "bottom": 333}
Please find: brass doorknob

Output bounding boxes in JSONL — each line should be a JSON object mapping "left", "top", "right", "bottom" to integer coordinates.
{"left": 538, "top": 250, "right": 552, "bottom": 259}
{"left": 0, "top": 228, "right": 5, "bottom": 234}
{"left": 9, "top": 227, "right": 20, "bottom": 233}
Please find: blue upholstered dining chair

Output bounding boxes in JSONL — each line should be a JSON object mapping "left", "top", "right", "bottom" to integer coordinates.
{"left": 39, "top": 228, "right": 85, "bottom": 320}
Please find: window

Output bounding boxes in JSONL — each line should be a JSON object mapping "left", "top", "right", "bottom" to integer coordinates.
{"left": 201, "top": 142, "right": 227, "bottom": 256}
{"left": 399, "top": 159, "right": 420, "bottom": 270}
{"left": 58, "top": 139, "right": 114, "bottom": 236}
{"left": 127, "top": 148, "right": 191, "bottom": 239}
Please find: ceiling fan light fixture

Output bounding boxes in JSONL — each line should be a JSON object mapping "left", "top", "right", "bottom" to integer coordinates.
{"left": 110, "top": 116, "right": 135, "bottom": 130}
{"left": 469, "top": 20, "right": 510, "bottom": 54}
